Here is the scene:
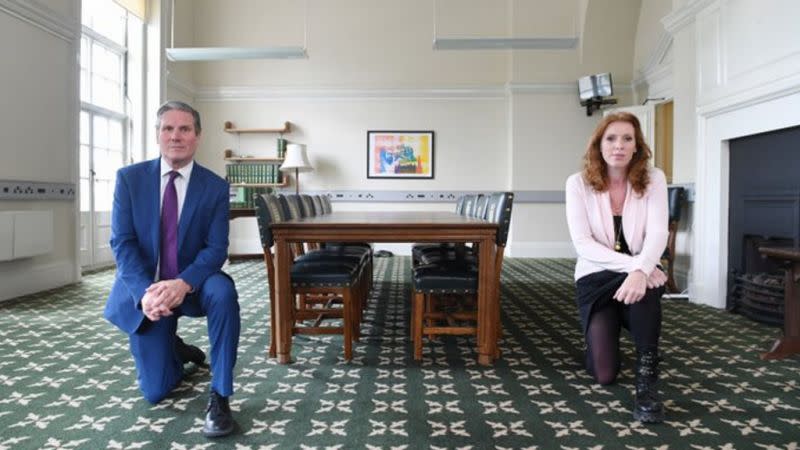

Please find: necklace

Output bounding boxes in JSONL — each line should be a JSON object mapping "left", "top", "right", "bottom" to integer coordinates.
{"left": 614, "top": 218, "right": 623, "bottom": 252}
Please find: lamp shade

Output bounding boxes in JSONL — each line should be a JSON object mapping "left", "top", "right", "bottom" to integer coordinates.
{"left": 280, "top": 144, "right": 313, "bottom": 173}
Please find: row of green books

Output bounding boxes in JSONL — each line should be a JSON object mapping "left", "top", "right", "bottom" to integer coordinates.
{"left": 225, "top": 163, "right": 283, "bottom": 184}
{"left": 229, "top": 186, "right": 272, "bottom": 209}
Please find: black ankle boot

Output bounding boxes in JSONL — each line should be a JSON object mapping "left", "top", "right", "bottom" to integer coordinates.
{"left": 633, "top": 350, "right": 665, "bottom": 423}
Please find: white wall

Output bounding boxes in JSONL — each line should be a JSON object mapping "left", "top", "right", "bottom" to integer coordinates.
{"left": 508, "top": 89, "right": 598, "bottom": 257}
{"left": 0, "top": 0, "right": 80, "bottom": 301}
{"left": 166, "top": 0, "right": 643, "bottom": 257}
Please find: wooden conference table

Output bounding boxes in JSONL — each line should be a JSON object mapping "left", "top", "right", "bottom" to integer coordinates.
{"left": 270, "top": 211, "right": 500, "bottom": 365}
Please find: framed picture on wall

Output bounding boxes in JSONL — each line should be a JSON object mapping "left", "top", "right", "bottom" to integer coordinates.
{"left": 367, "top": 130, "right": 435, "bottom": 179}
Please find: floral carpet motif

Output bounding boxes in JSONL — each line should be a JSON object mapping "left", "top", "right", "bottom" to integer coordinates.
{"left": 0, "top": 257, "right": 798, "bottom": 449}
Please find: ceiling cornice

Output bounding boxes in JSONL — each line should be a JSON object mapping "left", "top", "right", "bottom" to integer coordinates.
{"left": 0, "top": 0, "right": 79, "bottom": 42}
{"left": 662, "top": 0, "right": 717, "bottom": 35}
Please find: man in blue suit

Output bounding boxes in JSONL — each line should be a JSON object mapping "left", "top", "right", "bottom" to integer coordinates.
{"left": 104, "top": 101, "right": 240, "bottom": 438}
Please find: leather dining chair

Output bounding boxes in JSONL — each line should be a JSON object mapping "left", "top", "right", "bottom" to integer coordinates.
{"left": 410, "top": 192, "right": 514, "bottom": 361}
{"left": 254, "top": 193, "right": 368, "bottom": 360}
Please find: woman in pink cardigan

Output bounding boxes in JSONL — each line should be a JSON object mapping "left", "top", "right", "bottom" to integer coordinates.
{"left": 565, "top": 112, "right": 669, "bottom": 423}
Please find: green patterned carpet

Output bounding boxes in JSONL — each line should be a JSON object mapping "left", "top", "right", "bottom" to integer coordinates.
{"left": 0, "top": 257, "right": 798, "bottom": 449}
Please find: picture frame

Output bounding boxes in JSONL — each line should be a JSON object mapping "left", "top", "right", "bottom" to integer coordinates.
{"left": 367, "top": 130, "right": 435, "bottom": 179}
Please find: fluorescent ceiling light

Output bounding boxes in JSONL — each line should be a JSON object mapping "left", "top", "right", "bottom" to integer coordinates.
{"left": 166, "top": 46, "right": 307, "bottom": 61}
{"left": 433, "top": 37, "right": 578, "bottom": 50}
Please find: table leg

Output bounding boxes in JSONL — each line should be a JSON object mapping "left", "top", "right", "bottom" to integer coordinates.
{"left": 274, "top": 237, "right": 293, "bottom": 364}
{"left": 761, "top": 261, "right": 800, "bottom": 360}
{"left": 477, "top": 237, "right": 497, "bottom": 366}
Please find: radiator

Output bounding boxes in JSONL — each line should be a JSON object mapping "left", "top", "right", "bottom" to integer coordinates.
{"left": 0, "top": 210, "right": 54, "bottom": 261}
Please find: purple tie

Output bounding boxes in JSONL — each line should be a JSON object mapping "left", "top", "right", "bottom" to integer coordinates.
{"left": 160, "top": 171, "right": 179, "bottom": 280}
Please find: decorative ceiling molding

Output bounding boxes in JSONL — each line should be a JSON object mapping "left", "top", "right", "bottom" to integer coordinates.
{"left": 189, "top": 82, "right": 634, "bottom": 102}
{"left": 166, "top": 74, "right": 196, "bottom": 99}
{"left": 641, "top": 32, "right": 673, "bottom": 78}
{"left": 632, "top": 33, "right": 674, "bottom": 91}
{"left": 0, "top": 0, "right": 79, "bottom": 42}
{"left": 507, "top": 83, "right": 578, "bottom": 94}
{"left": 508, "top": 82, "right": 633, "bottom": 95}
{"left": 633, "top": 62, "right": 673, "bottom": 90}
{"left": 697, "top": 72, "right": 800, "bottom": 118}
{"left": 194, "top": 85, "right": 509, "bottom": 102}
{"left": 662, "top": 0, "right": 717, "bottom": 35}
{"left": 433, "top": 37, "right": 579, "bottom": 51}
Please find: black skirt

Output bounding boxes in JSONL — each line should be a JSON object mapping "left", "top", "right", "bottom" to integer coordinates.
{"left": 575, "top": 270, "right": 628, "bottom": 335}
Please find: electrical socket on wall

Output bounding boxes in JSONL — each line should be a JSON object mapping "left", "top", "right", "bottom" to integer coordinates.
{"left": 0, "top": 180, "right": 75, "bottom": 201}
{"left": 317, "top": 190, "right": 474, "bottom": 203}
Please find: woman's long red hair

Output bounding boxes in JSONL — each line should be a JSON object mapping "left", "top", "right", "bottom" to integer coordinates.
{"left": 582, "top": 112, "right": 652, "bottom": 195}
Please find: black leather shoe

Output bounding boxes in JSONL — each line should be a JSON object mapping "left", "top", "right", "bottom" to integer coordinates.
{"left": 202, "top": 390, "right": 234, "bottom": 438}
{"left": 175, "top": 336, "right": 206, "bottom": 367}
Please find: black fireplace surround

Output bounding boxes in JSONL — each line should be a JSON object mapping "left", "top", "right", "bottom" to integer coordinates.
{"left": 727, "top": 125, "right": 800, "bottom": 326}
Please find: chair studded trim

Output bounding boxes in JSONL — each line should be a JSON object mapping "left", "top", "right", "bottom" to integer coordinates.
{"left": 291, "top": 281, "right": 357, "bottom": 288}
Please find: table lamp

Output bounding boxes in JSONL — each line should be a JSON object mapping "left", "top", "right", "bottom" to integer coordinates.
{"left": 280, "top": 143, "right": 313, "bottom": 195}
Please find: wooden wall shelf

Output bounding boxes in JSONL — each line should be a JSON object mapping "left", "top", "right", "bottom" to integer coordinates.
{"left": 230, "top": 208, "right": 256, "bottom": 219}
{"left": 224, "top": 121, "right": 291, "bottom": 134}
{"left": 224, "top": 155, "right": 284, "bottom": 163}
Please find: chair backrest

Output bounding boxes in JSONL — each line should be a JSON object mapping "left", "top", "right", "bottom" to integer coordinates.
{"left": 667, "top": 187, "right": 685, "bottom": 223}
{"left": 320, "top": 195, "right": 333, "bottom": 214}
{"left": 254, "top": 194, "right": 287, "bottom": 249}
{"left": 299, "top": 194, "right": 317, "bottom": 217}
{"left": 484, "top": 192, "right": 514, "bottom": 246}
{"left": 312, "top": 195, "right": 326, "bottom": 215}
{"left": 462, "top": 194, "right": 477, "bottom": 217}
{"left": 281, "top": 194, "right": 305, "bottom": 219}
{"left": 455, "top": 195, "right": 466, "bottom": 214}
{"left": 474, "top": 194, "right": 488, "bottom": 218}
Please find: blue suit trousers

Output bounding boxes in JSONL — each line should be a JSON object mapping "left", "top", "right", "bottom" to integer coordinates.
{"left": 128, "top": 273, "right": 240, "bottom": 404}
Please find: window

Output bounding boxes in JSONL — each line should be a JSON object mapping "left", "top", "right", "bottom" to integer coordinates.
{"left": 79, "top": 0, "right": 144, "bottom": 213}
{"left": 79, "top": 0, "right": 145, "bottom": 269}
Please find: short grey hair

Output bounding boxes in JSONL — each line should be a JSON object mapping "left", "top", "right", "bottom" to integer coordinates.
{"left": 155, "top": 101, "right": 202, "bottom": 134}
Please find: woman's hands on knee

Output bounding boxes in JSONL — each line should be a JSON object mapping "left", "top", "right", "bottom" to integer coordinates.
{"left": 614, "top": 270, "right": 647, "bottom": 304}
{"left": 646, "top": 268, "right": 667, "bottom": 289}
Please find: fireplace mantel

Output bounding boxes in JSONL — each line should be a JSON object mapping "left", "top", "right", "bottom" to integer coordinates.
{"left": 664, "top": 0, "right": 800, "bottom": 308}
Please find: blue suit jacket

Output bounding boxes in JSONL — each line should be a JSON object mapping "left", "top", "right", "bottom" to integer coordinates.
{"left": 104, "top": 158, "right": 231, "bottom": 335}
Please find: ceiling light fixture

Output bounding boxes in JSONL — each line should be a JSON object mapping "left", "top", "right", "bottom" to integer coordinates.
{"left": 431, "top": 0, "right": 578, "bottom": 51}
{"left": 165, "top": 0, "right": 308, "bottom": 61}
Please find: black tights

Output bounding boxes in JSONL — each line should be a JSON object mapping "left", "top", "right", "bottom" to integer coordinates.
{"left": 585, "top": 287, "right": 663, "bottom": 385}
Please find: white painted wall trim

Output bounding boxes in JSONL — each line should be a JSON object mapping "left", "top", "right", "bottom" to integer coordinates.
{"left": 509, "top": 82, "right": 633, "bottom": 96}
{"left": 633, "top": 62, "right": 674, "bottom": 100}
{"left": 692, "top": 89, "right": 800, "bottom": 309}
{"left": 507, "top": 241, "right": 576, "bottom": 258}
{"left": 193, "top": 82, "right": 636, "bottom": 102}
{"left": 195, "top": 85, "right": 509, "bottom": 102}
{"left": 167, "top": 73, "right": 196, "bottom": 100}
{"left": 644, "top": 32, "right": 672, "bottom": 77}
{"left": 633, "top": 30, "right": 674, "bottom": 99}
{"left": 0, "top": 260, "right": 77, "bottom": 302}
{"left": 662, "top": 0, "right": 717, "bottom": 35}
{"left": 697, "top": 72, "right": 800, "bottom": 118}
{"left": 507, "top": 83, "right": 577, "bottom": 94}
{"left": 0, "top": 0, "right": 78, "bottom": 42}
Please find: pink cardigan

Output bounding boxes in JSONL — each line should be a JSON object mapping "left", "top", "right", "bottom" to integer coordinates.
{"left": 565, "top": 168, "right": 669, "bottom": 281}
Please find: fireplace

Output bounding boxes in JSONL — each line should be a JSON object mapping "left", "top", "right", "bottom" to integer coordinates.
{"left": 726, "top": 126, "right": 800, "bottom": 325}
